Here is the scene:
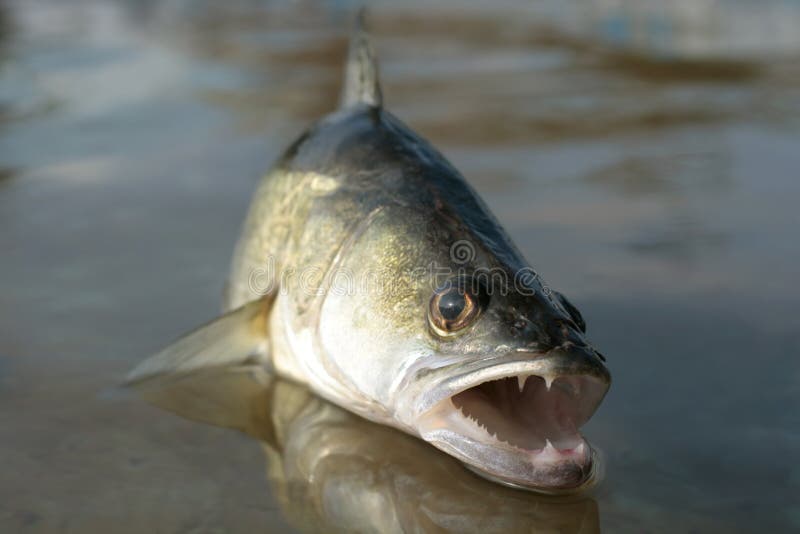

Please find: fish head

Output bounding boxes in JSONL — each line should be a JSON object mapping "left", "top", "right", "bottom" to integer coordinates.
{"left": 315, "top": 202, "right": 610, "bottom": 494}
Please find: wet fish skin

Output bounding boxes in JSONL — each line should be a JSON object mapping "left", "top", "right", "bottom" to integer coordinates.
{"left": 129, "top": 12, "right": 610, "bottom": 493}
{"left": 225, "top": 85, "right": 607, "bottom": 441}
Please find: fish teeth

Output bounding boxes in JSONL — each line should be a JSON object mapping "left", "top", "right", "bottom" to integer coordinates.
{"left": 534, "top": 439, "right": 562, "bottom": 462}
{"left": 544, "top": 375, "right": 554, "bottom": 391}
{"left": 517, "top": 375, "right": 527, "bottom": 392}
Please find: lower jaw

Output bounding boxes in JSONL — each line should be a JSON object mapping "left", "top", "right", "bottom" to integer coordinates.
{"left": 416, "top": 402, "right": 599, "bottom": 493}
{"left": 418, "top": 427, "right": 600, "bottom": 494}
{"left": 461, "top": 447, "right": 601, "bottom": 494}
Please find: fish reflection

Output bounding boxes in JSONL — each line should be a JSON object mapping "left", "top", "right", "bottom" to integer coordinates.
{"left": 133, "top": 366, "right": 600, "bottom": 534}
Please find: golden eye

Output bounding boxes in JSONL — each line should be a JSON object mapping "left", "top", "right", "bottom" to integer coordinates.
{"left": 428, "top": 279, "right": 487, "bottom": 335}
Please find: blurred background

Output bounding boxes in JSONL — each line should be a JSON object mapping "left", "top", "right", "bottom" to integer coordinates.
{"left": 1, "top": 0, "right": 799, "bottom": 532}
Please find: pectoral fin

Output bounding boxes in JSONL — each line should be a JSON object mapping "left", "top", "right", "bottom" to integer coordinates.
{"left": 131, "top": 365, "right": 280, "bottom": 447}
{"left": 126, "top": 294, "right": 274, "bottom": 384}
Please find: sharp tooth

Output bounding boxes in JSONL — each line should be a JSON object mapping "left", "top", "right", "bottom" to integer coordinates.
{"left": 517, "top": 375, "right": 526, "bottom": 392}
{"left": 574, "top": 442, "right": 586, "bottom": 457}
{"left": 536, "top": 439, "right": 560, "bottom": 460}
{"left": 544, "top": 375, "right": 554, "bottom": 391}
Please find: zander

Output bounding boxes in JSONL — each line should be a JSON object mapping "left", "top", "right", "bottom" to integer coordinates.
{"left": 129, "top": 13, "right": 611, "bottom": 493}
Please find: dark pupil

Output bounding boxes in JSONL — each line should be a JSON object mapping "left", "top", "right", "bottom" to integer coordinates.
{"left": 439, "top": 290, "right": 467, "bottom": 322}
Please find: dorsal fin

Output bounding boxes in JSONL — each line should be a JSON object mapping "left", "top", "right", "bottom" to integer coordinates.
{"left": 340, "top": 9, "right": 382, "bottom": 109}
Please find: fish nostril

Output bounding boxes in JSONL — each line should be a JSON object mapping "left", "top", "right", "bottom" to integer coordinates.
{"left": 550, "top": 319, "right": 584, "bottom": 347}
{"left": 557, "top": 320, "right": 571, "bottom": 338}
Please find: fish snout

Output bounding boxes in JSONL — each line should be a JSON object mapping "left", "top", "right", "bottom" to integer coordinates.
{"left": 410, "top": 345, "right": 610, "bottom": 493}
{"left": 520, "top": 344, "right": 610, "bottom": 393}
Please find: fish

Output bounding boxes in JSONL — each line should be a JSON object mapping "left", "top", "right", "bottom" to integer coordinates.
{"left": 128, "top": 11, "right": 611, "bottom": 493}
{"left": 134, "top": 364, "right": 601, "bottom": 533}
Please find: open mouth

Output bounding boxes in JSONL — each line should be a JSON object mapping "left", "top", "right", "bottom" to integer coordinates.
{"left": 451, "top": 374, "right": 598, "bottom": 459}
{"left": 416, "top": 368, "right": 609, "bottom": 493}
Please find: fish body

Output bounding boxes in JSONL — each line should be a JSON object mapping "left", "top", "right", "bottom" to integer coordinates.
{"left": 130, "top": 13, "right": 610, "bottom": 493}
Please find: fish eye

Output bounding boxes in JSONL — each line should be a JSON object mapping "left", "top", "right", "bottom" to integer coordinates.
{"left": 428, "top": 278, "right": 488, "bottom": 336}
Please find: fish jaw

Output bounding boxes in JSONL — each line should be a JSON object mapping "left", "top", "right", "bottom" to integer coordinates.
{"left": 408, "top": 349, "right": 610, "bottom": 494}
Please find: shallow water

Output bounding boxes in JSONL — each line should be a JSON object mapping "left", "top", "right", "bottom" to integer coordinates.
{"left": 1, "top": 0, "right": 799, "bottom": 532}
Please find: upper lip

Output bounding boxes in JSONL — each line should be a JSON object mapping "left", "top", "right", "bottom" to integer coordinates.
{"left": 415, "top": 347, "right": 610, "bottom": 419}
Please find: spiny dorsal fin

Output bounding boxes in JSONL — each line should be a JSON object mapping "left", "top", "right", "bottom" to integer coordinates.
{"left": 340, "top": 9, "right": 382, "bottom": 109}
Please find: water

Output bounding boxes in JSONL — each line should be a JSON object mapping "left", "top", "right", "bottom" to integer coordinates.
{"left": 1, "top": 0, "right": 799, "bottom": 532}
